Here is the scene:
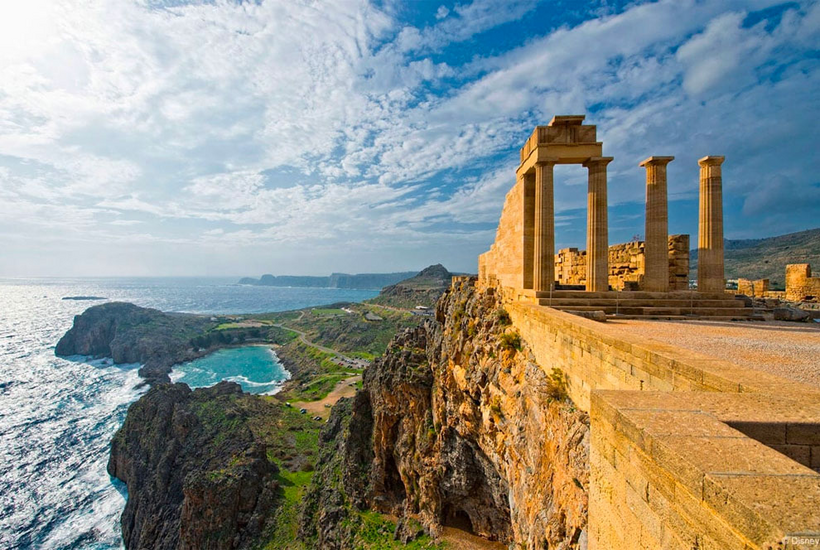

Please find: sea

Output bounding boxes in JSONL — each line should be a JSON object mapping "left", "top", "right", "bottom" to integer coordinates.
{"left": 0, "top": 277, "right": 379, "bottom": 550}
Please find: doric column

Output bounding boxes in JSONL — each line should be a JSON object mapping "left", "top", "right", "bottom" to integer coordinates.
{"left": 583, "top": 157, "right": 613, "bottom": 292}
{"left": 640, "top": 156, "right": 674, "bottom": 292}
{"left": 533, "top": 161, "right": 556, "bottom": 292}
{"left": 698, "top": 156, "right": 725, "bottom": 292}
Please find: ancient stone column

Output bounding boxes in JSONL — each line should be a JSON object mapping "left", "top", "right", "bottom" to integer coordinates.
{"left": 583, "top": 157, "right": 613, "bottom": 292}
{"left": 640, "top": 156, "right": 674, "bottom": 292}
{"left": 533, "top": 161, "right": 556, "bottom": 292}
{"left": 697, "top": 156, "right": 725, "bottom": 293}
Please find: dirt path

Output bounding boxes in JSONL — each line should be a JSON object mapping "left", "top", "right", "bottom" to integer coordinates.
{"left": 271, "top": 322, "right": 358, "bottom": 362}
{"left": 289, "top": 374, "right": 361, "bottom": 419}
{"left": 439, "top": 527, "right": 506, "bottom": 550}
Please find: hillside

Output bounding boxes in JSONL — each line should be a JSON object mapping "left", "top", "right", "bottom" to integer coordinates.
{"left": 690, "top": 227, "right": 820, "bottom": 287}
{"left": 238, "top": 271, "right": 417, "bottom": 289}
{"left": 367, "top": 264, "right": 454, "bottom": 309}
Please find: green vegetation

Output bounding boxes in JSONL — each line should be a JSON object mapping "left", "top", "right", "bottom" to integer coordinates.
{"left": 311, "top": 308, "right": 346, "bottom": 316}
{"left": 498, "top": 330, "right": 522, "bottom": 352}
{"left": 546, "top": 368, "right": 568, "bottom": 401}
{"left": 340, "top": 511, "right": 445, "bottom": 549}
{"left": 283, "top": 372, "right": 350, "bottom": 401}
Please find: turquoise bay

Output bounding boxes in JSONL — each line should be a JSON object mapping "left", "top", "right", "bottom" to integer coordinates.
{"left": 171, "top": 345, "right": 290, "bottom": 394}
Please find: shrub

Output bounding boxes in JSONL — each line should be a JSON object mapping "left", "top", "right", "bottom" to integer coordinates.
{"left": 498, "top": 331, "right": 522, "bottom": 352}
{"left": 546, "top": 368, "right": 568, "bottom": 401}
{"left": 495, "top": 307, "right": 511, "bottom": 326}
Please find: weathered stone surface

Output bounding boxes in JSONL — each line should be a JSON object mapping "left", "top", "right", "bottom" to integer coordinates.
{"left": 786, "top": 263, "right": 820, "bottom": 302}
{"left": 305, "top": 281, "right": 590, "bottom": 548}
{"left": 697, "top": 155, "right": 726, "bottom": 292}
{"left": 554, "top": 235, "right": 690, "bottom": 291}
{"left": 108, "top": 382, "right": 279, "bottom": 550}
{"left": 773, "top": 307, "right": 811, "bottom": 322}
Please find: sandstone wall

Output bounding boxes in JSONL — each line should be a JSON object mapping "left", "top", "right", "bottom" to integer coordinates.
{"left": 738, "top": 278, "right": 770, "bottom": 297}
{"left": 786, "top": 264, "right": 820, "bottom": 302}
{"left": 667, "top": 234, "right": 689, "bottom": 290}
{"left": 479, "top": 178, "right": 526, "bottom": 290}
{"left": 553, "top": 235, "right": 689, "bottom": 291}
{"left": 555, "top": 247, "right": 586, "bottom": 287}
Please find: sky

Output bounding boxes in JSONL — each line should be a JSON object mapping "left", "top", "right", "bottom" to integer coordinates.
{"left": 0, "top": 0, "right": 818, "bottom": 277}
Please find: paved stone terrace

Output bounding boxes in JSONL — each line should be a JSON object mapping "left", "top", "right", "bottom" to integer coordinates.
{"left": 608, "top": 319, "right": 820, "bottom": 389}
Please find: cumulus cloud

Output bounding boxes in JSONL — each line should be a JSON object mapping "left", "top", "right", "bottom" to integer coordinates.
{"left": 0, "top": 0, "right": 817, "bottom": 275}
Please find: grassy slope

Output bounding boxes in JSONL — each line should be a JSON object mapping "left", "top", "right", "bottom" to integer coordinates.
{"left": 690, "top": 227, "right": 820, "bottom": 287}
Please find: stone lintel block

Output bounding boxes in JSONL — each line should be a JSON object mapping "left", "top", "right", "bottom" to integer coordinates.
{"left": 639, "top": 155, "right": 675, "bottom": 167}
{"left": 698, "top": 155, "right": 725, "bottom": 166}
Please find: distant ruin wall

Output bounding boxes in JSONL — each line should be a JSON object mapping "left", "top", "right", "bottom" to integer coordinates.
{"left": 738, "top": 278, "right": 770, "bottom": 297}
{"left": 553, "top": 235, "right": 689, "bottom": 291}
{"left": 786, "top": 264, "right": 820, "bottom": 302}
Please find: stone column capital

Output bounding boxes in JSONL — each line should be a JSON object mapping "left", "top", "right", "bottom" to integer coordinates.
{"left": 698, "top": 155, "right": 725, "bottom": 167}
{"left": 582, "top": 156, "right": 614, "bottom": 168}
{"left": 639, "top": 156, "right": 675, "bottom": 167}
{"left": 535, "top": 158, "right": 559, "bottom": 167}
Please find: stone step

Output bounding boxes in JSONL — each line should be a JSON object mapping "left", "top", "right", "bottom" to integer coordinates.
{"left": 536, "top": 298, "right": 741, "bottom": 308}
{"left": 532, "top": 290, "right": 731, "bottom": 300}
{"left": 549, "top": 304, "right": 754, "bottom": 317}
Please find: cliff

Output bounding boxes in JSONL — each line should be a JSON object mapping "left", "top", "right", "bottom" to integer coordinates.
{"left": 108, "top": 382, "right": 280, "bottom": 550}
{"left": 55, "top": 302, "right": 216, "bottom": 383}
{"left": 303, "top": 279, "right": 590, "bottom": 547}
{"left": 368, "top": 264, "right": 454, "bottom": 309}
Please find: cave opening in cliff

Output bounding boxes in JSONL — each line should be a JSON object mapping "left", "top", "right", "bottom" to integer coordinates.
{"left": 383, "top": 453, "right": 406, "bottom": 503}
{"left": 443, "top": 505, "right": 474, "bottom": 534}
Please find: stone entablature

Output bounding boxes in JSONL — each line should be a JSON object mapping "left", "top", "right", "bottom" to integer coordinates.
{"left": 786, "top": 264, "right": 820, "bottom": 302}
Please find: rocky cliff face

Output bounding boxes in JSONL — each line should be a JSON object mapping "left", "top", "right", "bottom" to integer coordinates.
{"left": 56, "top": 302, "right": 214, "bottom": 383}
{"left": 368, "top": 264, "right": 454, "bottom": 309}
{"left": 108, "top": 382, "right": 279, "bottom": 550}
{"left": 304, "top": 280, "right": 590, "bottom": 548}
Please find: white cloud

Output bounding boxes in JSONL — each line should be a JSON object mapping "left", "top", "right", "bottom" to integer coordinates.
{"left": 0, "top": 0, "right": 817, "bottom": 275}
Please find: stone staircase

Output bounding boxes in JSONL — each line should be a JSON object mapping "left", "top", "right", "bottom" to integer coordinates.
{"left": 522, "top": 290, "right": 756, "bottom": 319}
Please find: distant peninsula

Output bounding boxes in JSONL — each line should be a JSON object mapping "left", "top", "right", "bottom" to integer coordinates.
{"left": 238, "top": 270, "right": 418, "bottom": 290}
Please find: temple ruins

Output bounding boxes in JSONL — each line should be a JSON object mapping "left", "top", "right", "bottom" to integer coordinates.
{"left": 474, "top": 115, "right": 820, "bottom": 549}
{"left": 478, "top": 115, "right": 751, "bottom": 318}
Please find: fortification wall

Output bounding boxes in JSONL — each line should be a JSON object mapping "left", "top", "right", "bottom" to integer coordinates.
{"left": 500, "top": 296, "right": 820, "bottom": 549}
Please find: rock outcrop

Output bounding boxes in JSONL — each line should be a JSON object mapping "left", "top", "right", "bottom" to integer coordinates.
{"left": 304, "top": 280, "right": 590, "bottom": 548}
{"left": 56, "top": 302, "right": 214, "bottom": 383}
{"left": 368, "top": 264, "right": 454, "bottom": 309}
{"left": 108, "top": 382, "right": 279, "bottom": 550}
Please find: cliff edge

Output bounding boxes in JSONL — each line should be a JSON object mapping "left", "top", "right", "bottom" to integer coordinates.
{"left": 303, "top": 279, "right": 590, "bottom": 548}
{"left": 56, "top": 302, "right": 215, "bottom": 383}
{"left": 108, "top": 382, "right": 280, "bottom": 550}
